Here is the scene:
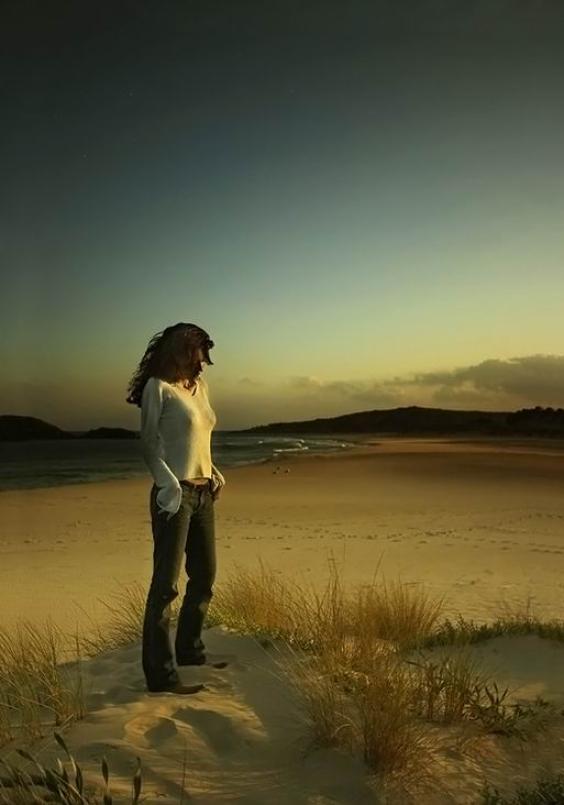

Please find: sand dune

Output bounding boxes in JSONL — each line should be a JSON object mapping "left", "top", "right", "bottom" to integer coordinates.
{"left": 7, "top": 626, "right": 380, "bottom": 803}
{"left": 4, "top": 626, "right": 564, "bottom": 803}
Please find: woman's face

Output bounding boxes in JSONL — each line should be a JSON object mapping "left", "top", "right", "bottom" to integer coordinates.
{"left": 192, "top": 347, "right": 207, "bottom": 379}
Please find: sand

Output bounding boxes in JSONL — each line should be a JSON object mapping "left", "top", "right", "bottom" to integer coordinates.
{"left": 2, "top": 437, "right": 564, "bottom": 802}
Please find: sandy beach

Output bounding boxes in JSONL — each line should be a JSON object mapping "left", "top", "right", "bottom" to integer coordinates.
{"left": 2, "top": 437, "right": 564, "bottom": 634}
{"left": 2, "top": 437, "right": 564, "bottom": 802}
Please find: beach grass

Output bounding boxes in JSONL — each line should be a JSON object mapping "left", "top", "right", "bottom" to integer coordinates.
{"left": 0, "top": 730, "right": 142, "bottom": 804}
{"left": 1, "top": 557, "right": 563, "bottom": 802}
{"left": 72, "top": 582, "right": 177, "bottom": 656}
{"left": 0, "top": 621, "right": 86, "bottom": 749}
{"left": 480, "top": 772, "right": 564, "bottom": 803}
{"left": 207, "top": 554, "right": 560, "bottom": 793}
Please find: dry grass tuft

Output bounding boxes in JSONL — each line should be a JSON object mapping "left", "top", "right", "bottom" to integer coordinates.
{"left": 207, "top": 553, "right": 447, "bottom": 781}
{"left": 207, "top": 552, "right": 555, "bottom": 789}
{"left": 405, "top": 645, "right": 492, "bottom": 723}
{"left": 205, "top": 556, "right": 318, "bottom": 648}
{"left": 0, "top": 620, "right": 85, "bottom": 749}
{"left": 0, "top": 730, "right": 143, "bottom": 803}
{"left": 73, "top": 581, "right": 171, "bottom": 657}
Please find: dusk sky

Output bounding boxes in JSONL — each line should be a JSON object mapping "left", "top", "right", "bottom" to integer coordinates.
{"left": 3, "top": 1, "right": 564, "bottom": 430}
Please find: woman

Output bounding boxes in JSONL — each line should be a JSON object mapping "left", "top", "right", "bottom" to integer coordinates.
{"left": 126, "top": 322, "right": 226, "bottom": 694}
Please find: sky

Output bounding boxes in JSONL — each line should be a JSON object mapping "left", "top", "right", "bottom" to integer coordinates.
{"left": 2, "top": 0, "right": 564, "bottom": 430}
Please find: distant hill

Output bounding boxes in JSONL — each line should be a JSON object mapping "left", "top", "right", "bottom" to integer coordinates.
{"left": 0, "top": 415, "right": 74, "bottom": 441}
{"left": 241, "top": 405, "right": 564, "bottom": 437}
{"left": 0, "top": 416, "right": 138, "bottom": 441}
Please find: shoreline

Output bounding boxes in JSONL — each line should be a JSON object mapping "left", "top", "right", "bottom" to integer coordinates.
{"left": 2, "top": 433, "right": 564, "bottom": 496}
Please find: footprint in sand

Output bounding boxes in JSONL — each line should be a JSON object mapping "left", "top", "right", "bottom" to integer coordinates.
{"left": 172, "top": 707, "right": 242, "bottom": 754}
{"left": 125, "top": 714, "right": 179, "bottom": 748}
{"left": 145, "top": 717, "right": 179, "bottom": 746}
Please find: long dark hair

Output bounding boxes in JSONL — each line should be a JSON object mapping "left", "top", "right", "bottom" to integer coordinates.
{"left": 126, "top": 322, "right": 215, "bottom": 407}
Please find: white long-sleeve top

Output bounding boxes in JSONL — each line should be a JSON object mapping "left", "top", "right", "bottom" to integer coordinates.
{"left": 139, "top": 375, "right": 225, "bottom": 518}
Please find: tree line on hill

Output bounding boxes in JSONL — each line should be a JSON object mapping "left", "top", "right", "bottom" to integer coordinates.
{"left": 242, "top": 405, "right": 564, "bottom": 437}
{"left": 1, "top": 406, "right": 564, "bottom": 441}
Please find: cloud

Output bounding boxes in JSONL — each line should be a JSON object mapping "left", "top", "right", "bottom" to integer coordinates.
{"left": 282, "top": 355, "right": 564, "bottom": 412}
{"left": 238, "top": 376, "right": 265, "bottom": 387}
{"left": 408, "top": 355, "right": 564, "bottom": 404}
{"left": 289, "top": 376, "right": 324, "bottom": 390}
{"left": 288, "top": 375, "right": 397, "bottom": 404}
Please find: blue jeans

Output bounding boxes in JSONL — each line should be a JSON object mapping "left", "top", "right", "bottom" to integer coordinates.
{"left": 142, "top": 479, "right": 216, "bottom": 690}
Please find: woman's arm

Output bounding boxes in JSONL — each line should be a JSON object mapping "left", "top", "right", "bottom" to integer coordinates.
{"left": 140, "top": 377, "right": 182, "bottom": 519}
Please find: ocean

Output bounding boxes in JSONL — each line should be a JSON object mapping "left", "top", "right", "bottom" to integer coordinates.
{"left": 0, "top": 433, "right": 365, "bottom": 491}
